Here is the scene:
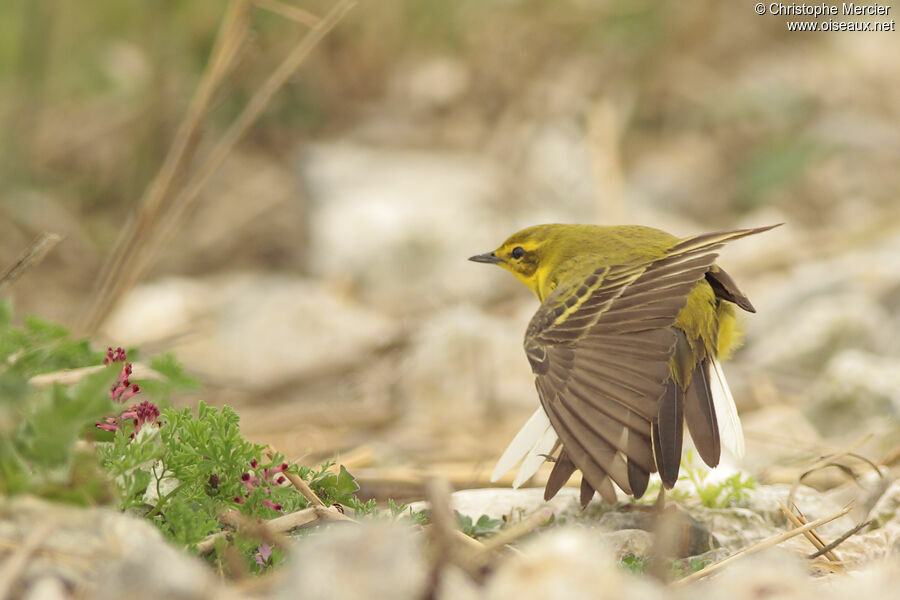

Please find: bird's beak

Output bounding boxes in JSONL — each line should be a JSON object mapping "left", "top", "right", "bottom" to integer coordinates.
{"left": 468, "top": 252, "right": 502, "bottom": 264}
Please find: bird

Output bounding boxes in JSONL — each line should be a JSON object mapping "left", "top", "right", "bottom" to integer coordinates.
{"left": 469, "top": 223, "right": 779, "bottom": 506}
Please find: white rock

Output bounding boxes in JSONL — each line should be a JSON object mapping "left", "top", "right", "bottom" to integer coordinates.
{"left": 1, "top": 496, "right": 217, "bottom": 600}
{"left": 812, "top": 349, "right": 900, "bottom": 425}
{"left": 300, "top": 141, "right": 509, "bottom": 311}
{"left": 103, "top": 274, "right": 398, "bottom": 387}
{"left": 408, "top": 487, "right": 582, "bottom": 523}
{"left": 485, "top": 527, "right": 664, "bottom": 600}
{"left": 400, "top": 304, "right": 536, "bottom": 425}
{"left": 745, "top": 291, "right": 890, "bottom": 369}
{"left": 680, "top": 548, "right": 812, "bottom": 600}
{"left": 278, "top": 522, "right": 427, "bottom": 600}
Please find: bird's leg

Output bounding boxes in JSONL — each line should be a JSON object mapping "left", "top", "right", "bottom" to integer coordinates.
{"left": 654, "top": 485, "right": 666, "bottom": 512}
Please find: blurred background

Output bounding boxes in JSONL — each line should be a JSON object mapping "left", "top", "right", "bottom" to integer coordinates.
{"left": 2, "top": 0, "right": 899, "bottom": 499}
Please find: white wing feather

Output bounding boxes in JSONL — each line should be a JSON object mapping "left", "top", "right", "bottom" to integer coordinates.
{"left": 710, "top": 358, "right": 744, "bottom": 458}
{"left": 491, "top": 407, "right": 555, "bottom": 482}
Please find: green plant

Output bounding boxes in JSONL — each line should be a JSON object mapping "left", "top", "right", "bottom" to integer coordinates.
{"left": 387, "top": 498, "right": 430, "bottom": 526}
{"left": 618, "top": 554, "right": 710, "bottom": 577}
{"left": 455, "top": 511, "right": 505, "bottom": 539}
{"left": 1, "top": 301, "right": 118, "bottom": 503}
{"left": 679, "top": 450, "right": 756, "bottom": 508}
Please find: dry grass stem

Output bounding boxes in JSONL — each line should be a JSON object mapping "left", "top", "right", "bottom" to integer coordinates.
{"left": 788, "top": 434, "right": 881, "bottom": 508}
{"left": 807, "top": 519, "right": 871, "bottom": 560}
{"left": 195, "top": 504, "right": 354, "bottom": 555}
{"left": 779, "top": 502, "right": 842, "bottom": 567}
{"left": 0, "top": 232, "right": 62, "bottom": 289}
{"left": 196, "top": 531, "right": 228, "bottom": 555}
{"left": 265, "top": 446, "right": 326, "bottom": 507}
{"left": 674, "top": 505, "right": 852, "bottom": 586}
{"left": 220, "top": 510, "right": 292, "bottom": 551}
{"left": 477, "top": 507, "right": 553, "bottom": 554}
{"left": 424, "top": 477, "right": 457, "bottom": 597}
{"left": 83, "top": 0, "right": 254, "bottom": 333}
{"left": 253, "top": 0, "right": 321, "bottom": 26}
{"left": 83, "top": 0, "right": 354, "bottom": 334}
{"left": 136, "top": 0, "right": 355, "bottom": 292}
{"left": 28, "top": 362, "right": 163, "bottom": 387}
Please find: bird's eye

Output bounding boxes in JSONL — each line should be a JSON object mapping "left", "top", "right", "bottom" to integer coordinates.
{"left": 511, "top": 246, "right": 525, "bottom": 259}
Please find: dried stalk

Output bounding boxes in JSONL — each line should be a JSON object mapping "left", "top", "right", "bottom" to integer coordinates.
{"left": 0, "top": 232, "right": 61, "bottom": 288}
{"left": 83, "top": 0, "right": 254, "bottom": 333}
{"left": 83, "top": 0, "right": 354, "bottom": 334}
{"left": 265, "top": 446, "right": 326, "bottom": 507}
{"left": 807, "top": 520, "right": 870, "bottom": 560}
{"left": 195, "top": 504, "right": 354, "bottom": 555}
{"left": 779, "top": 502, "right": 840, "bottom": 565}
{"left": 253, "top": 0, "right": 321, "bottom": 26}
{"left": 788, "top": 434, "right": 881, "bottom": 508}
{"left": 675, "top": 506, "right": 852, "bottom": 586}
{"left": 28, "top": 362, "right": 163, "bottom": 387}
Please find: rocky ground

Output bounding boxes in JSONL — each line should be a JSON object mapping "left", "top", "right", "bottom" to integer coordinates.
{"left": 4, "top": 476, "right": 900, "bottom": 599}
{"left": 3, "top": 2, "right": 900, "bottom": 598}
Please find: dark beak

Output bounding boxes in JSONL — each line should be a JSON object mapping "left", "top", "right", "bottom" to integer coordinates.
{"left": 468, "top": 252, "right": 502, "bottom": 264}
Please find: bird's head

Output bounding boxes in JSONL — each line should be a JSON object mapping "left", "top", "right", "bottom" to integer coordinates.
{"left": 469, "top": 224, "right": 566, "bottom": 299}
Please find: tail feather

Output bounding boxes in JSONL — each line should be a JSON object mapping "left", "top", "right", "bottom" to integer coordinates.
{"left": 654, "top": 380, "right": 683, "bottom": 488}
{"left": 683, "top": 359, "right": 721, "bottom": 467}
{"left": 491, "top": 408, "right": 552, "bottom": 482}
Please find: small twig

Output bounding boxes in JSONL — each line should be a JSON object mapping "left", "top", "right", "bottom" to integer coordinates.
{"left": 220, "top": 510, "right": 291, "bottom": 550}
{"left": 477, "top": 507, "right": 553, "bottom": 554}
{"left": 788, "top": 434, "right": 880, "bottom": 508}
{"left": 195, "top": 504, "right": 355, "bottom": 555}
{"left": 0, "top": 521, "right": 55, "bottom": 600}
{"left": 674, "top": 506, "right": 852, "bottom": 586}
{"left": 779, "top": 502, "right": 840, "bottom": 564}
{"left": 28, "top": 362, "right": 163, "bottom": 387}
{"left": 0, "top": 232, "right": 62, "bottom": 289}
{"left": 195, "top": 531, "right": 228, "bottom": 556}
{"left": 265, "top": 446, "right": 326, "bottom": 507}
{"left": 423, "top": 478, "right": 458, "bottom": 600}
{"left": 807, "top": 520, "right": 871, "bottom": 560}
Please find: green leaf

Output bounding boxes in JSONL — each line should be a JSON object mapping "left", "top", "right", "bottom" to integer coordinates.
{"left": 149, "top": 353, "right": 200, "bottom": 389}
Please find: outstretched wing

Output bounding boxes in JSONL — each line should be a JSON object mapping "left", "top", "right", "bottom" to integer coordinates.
{"left": 525, "top": 225, "right": 777, "bottom": 503}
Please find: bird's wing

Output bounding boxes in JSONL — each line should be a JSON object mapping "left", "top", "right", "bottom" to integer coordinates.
{"left": 524, "top": 225, "right": 774, "bottom": 502}
{"left": 710, "top": 357, "right": 744, "bottom": 457}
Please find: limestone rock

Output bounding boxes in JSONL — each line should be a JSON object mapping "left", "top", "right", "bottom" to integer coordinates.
{"left": 277, "top": 522, "right": 427, "bottom": 600}
{"left": 0, "top": 496, "right": 216, "bottom": 600}
{"left": 484, "top": 528, "right": 665, "bottom": 600}
{"left": 806, "top": 349, "right": 900, "bottom": 438}
{"left": 299, "top": 141, "right": 507, "bottom": 312}
{"left": 102, "top": 273, "right": 399, "bottom": 387}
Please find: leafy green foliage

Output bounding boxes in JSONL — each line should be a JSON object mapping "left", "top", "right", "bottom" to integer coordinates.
{"left": 455, "top": 511, "right": 505, "bottom": 539}
{"left": 0, "top": 302, "right": 115, "bottom": 501}
{"left": 637, "top": 450, "right": 756, "bottom": 508}
{"left": 300, "top": 461, "right": 378, "bottom": 517}
{"left": 618, "top": 554, "right": 710, "bottom": 577}
{"left": 0, "top": 301, "right": 516, "bottom": 577}
{"left": 387, "top": 498, "right": 430, "bottom": 526}
{"left": 619, "top": 554, "right": 648, "bottom": 574}
{"left": 672, "top": 556, "right": 711, "bottom": 578}
{"left": 97, "top": 402, "right": 307, "bottom": 548}
{"left": 680, "top": 450, "right": 756, "bottom": 508}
